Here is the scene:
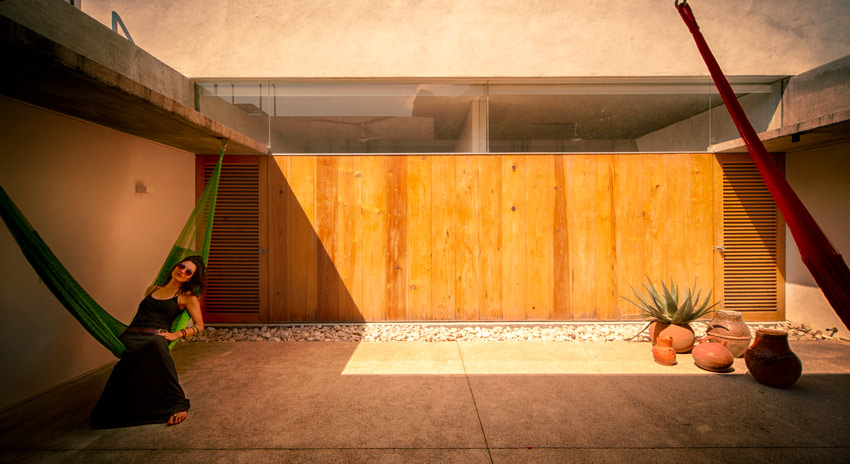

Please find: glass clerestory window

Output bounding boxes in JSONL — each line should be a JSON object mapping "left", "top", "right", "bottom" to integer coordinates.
{"left": 196, "top": 79, "right": 782, "bottom": 154}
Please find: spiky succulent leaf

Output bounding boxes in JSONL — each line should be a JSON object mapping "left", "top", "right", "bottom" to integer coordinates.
{"left": 672, "top": 291, "right": 695, "bottom": 324}
{"left": 621, "top": 277, "right": 720, "bottom": 324}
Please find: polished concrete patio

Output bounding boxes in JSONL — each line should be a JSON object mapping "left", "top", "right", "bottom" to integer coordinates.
{"left": 1, "top": 340, "right": 849, "bottom": 463}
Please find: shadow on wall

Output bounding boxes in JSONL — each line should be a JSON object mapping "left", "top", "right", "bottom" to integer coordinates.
{"left": 268, "top": 156, "right": 365, "bottom": 323}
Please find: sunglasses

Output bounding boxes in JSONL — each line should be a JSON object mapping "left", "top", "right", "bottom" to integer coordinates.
{"left": 177, "top": 262, "right": 194, "bottom": 276}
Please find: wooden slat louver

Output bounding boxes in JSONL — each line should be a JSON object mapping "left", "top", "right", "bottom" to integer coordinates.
{"left": 203, "top": 161, "right": 260, "bottom": 316}
{"left": 720, "top": 156, "right": 784, "bottom": 317}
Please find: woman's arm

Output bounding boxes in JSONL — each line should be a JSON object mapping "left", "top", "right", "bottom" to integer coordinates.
{"left": 183, "top": 294, "right": 205, "bottom": 336}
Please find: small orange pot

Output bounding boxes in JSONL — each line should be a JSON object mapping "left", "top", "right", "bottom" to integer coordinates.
{"left": 652, "top": 336, "right": 677, "bottom": 366}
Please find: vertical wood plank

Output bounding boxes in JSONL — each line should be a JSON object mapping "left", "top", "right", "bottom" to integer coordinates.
{"left": 316, "top": 156, "right": 339, "bottom": 321}
{"left": 614, "top": 154, "right": 645, "bottom": 318}
{"left": 407, "top": 155, "right": 432, "bottom": 320}
{"left": 643, "top": 154, "right": 664, "bottom": 286}
{"left": 552, "top": 155, "right": 571, "bottom": 319}
{"left": 431, "top": 155, "right": 456, "bottom": 320}
{"left": 690, "top": 154, "right": 714, "bottom": 292}
{"left": 594, "top": 155, "right": 616, "bottom": 319}
{"left": 337, "top": 156, "right": 363, "bottom": 321}
{"left": 288, "top": 156, "right": 318, "bottom": 321}
{"left": 501, "top": 155, "right": 526, "bottom": 320}
{"left": 567, "top": 155, "right": 596, "bottom": 319}
{"left": 455, "top": 155, "right": 480, "bottom": 320}
{"left": 664, "top": 154, "right": 686, "bottom": 284}
{"left": 386, "top": 156, "right": 408, "bottom": 320}
{"left": 478, "top": 155, "right": 503, "bottom": 320}
{"left": 268, "top": 156, "right": 290, "bottom": 321}
{"left": 361, "top": 156, "right": 388, "bottom": 321}
{"left": 525, "top": 155, "right": 553, "bottom": 320}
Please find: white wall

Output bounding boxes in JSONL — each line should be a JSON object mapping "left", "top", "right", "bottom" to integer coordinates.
{"left": 0, "top": 97, "right": 195, "bottom": 409}
{"left": 80, "top": 0, "right": 850, "bottom": 78}
{"left": 785, "top": 141, "right": 850, "bottom": 336}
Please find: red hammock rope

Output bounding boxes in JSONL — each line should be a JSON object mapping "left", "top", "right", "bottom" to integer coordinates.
{"left": 675, "top": 0, "right": 850, "bottom": 329}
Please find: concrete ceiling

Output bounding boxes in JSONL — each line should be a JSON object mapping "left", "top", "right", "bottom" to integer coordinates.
{"left": 710, "top": 110, "right": 850, "bottom": 154}
{"left": 0, "top": 16, "right": 268, "bottom": 156}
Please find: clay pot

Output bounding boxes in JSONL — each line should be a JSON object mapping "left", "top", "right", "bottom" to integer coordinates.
{"left": 650, "top": 321, "right": 696, "bottom": 353}
{"left": 652, "top": 336, "right": 677, "bottom": 366}
{"left": 745, "top": 329, "right": 803, "bottom": 388}
{"left": 706, "top": 310, "right": 752, "bottom": 358}
{"left": 692, "top": 337, "right": 734, "bottom": 372}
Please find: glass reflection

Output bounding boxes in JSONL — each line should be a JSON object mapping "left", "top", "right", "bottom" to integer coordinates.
{"left": 196, "top": 80, "right": 781, "bottom": 154}
{"left": 269, "top": 84, "right": 485, "bottom": 153}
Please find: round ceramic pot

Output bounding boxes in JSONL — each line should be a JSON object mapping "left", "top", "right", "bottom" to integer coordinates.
{"left": 692, "top": 337, "right": 734, "bottom": 372}
{"left": 706, "top": 310, "right": 752, "bottom": 358}
{"left": 650, "top": 321, "right": 696, "bottom": 353}
{"left": 744, "top": 329, "right": 802, "bottom": 388}
{"left": 652, "top": 336, "right": 677, "bottom": 366}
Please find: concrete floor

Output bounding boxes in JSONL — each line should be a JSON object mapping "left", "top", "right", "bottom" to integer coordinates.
{"left": 1, "top": 340, "right": 849, "bottom": 463}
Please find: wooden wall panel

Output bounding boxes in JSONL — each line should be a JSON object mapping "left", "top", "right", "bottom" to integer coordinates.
{"left": 478, "top": 155, "right": 503, "bottom": 320}
{"left": 431, "top": 156, "right": 456, "bottom": 320}
{"left": 336, "top": 156, "right": 363, "bottom": 321}
{"left": 594, "top": 155, "right": 616, "bottom": 320}
{"left": 386, "top": 156, "right": 408, "bottom": 320}
{"left": 407, "top": 156, "right": 432, "bottom": 320}
{"left": 455, "top": 156, "right": 481, "bottom": 320}
{"left": 526, "top": 155, "right": 554, "bottom": 320}
{"left": 613, "top": 154, "right": 642, "bottom": 318}
{"left": 501, "top": 155, "right": 527, "bottom": 320}
{"left": 552, "top": 156, "right": 571, "bottom": 319}
{"left": 266, "top": 153, "right": 770, "bottom": 322}
{"left": 268, "top": 156, "right": 289, "bottom": 322}
{"left": 288, "top": 156, "right": 318, "bottom": 321}
{"left": 567, "top": 155, "right": 596, "bottom": 319}
{"left": 360, "top": 156, "right": 388, "bottom": 321}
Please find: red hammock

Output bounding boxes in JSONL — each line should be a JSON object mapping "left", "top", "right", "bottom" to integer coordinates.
{"left": 676, "top": 0, "right": 850, "bottom": 330}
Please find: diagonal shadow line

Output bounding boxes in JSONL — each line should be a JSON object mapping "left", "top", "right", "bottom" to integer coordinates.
{"left": 456, "top": 340, "right": 494, "bottom": 464}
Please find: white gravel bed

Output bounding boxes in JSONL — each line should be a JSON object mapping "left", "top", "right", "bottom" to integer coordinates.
{"left": 176, "top": 320, "right": 836, "bottom": 343}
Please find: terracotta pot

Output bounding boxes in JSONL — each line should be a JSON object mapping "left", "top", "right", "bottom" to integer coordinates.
{"left": 652, "top": 336, "right": 677, "bottom": 366}
{"left": 745, "top": 329, "right": 802, "bottom": 388}
{"left": 650, "top": 321, "right": 696, "bottom": 353}
{"left": 706, "top": 310, "right": 752, "bottom": 358}
{"left": 692, "top": 337, "right": 734, "bottom": 372}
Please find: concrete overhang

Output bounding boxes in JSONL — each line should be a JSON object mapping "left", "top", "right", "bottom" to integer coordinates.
{"left": 710, "top": 54, "right": 850, "bottom": 154}
{"left": 0, "top": 16, "right": 269, "bottom": 155}
{"left": 709, "top": 110, "right": 850, "bottom": 154}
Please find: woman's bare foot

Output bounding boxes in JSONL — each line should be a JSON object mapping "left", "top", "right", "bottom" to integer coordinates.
{"left": 167, "top": 411, "right": 187, "bottom": 426}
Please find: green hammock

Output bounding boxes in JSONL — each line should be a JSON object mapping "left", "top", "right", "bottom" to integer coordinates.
{"left": 0, "top": 149, "right": 224, "bottom": 357}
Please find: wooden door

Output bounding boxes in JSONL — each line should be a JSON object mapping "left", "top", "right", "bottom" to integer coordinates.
{"left": 713, "top": 153, "right": 785, "bottom": 321}
{"left": 197, "top": 155, "right": 268, "bottom": 323}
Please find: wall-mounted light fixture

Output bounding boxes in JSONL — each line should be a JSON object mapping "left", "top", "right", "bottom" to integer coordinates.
{"left": 135, "top": 183, "right": 153, "bottom": 194}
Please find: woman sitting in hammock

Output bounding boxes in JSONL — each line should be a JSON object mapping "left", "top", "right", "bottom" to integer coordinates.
{"left": 90, "top": 256, "right": 206, "bottom": 428}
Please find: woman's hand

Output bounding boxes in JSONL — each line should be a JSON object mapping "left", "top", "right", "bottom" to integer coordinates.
{"left": 156, "top": 331, "right": 182, "bottom": 342}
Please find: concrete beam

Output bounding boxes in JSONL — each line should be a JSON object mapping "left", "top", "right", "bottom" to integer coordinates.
{"left": 710, "top": 55, "right": 850, "bottom": 154}
{"left": 0, "top": 16, "right": 268, "bottom": 155}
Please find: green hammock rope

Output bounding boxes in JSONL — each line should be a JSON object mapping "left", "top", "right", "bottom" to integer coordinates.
{"left": 0, "top": 148, "right": 224, "bottom": 357}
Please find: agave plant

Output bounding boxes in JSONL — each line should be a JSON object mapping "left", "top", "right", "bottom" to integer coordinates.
{"left": 622, "top": 277, "right": 719, "bottom": 325}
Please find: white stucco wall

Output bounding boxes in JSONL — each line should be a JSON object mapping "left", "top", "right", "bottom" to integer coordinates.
{"left": 0, "top": 97, "right": 195, "bottom": 409}
{"left": 785, "top": 141, "right": 850, "bottom": 337}
{"left": 81, "top": 0, "right": 850, "bottom": 78}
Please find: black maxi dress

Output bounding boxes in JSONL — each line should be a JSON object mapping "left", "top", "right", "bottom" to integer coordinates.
{"left": 90, "top": 290, "right": 190, "bottom": 428}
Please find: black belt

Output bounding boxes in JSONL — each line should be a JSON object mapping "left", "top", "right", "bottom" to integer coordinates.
{"left": 124, "top": 327, "right": 166, "bottom": 334}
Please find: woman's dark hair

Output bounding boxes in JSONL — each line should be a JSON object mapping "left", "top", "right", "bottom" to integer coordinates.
{"left": 163, "top": 255, "right": 206, "bottom": 296}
